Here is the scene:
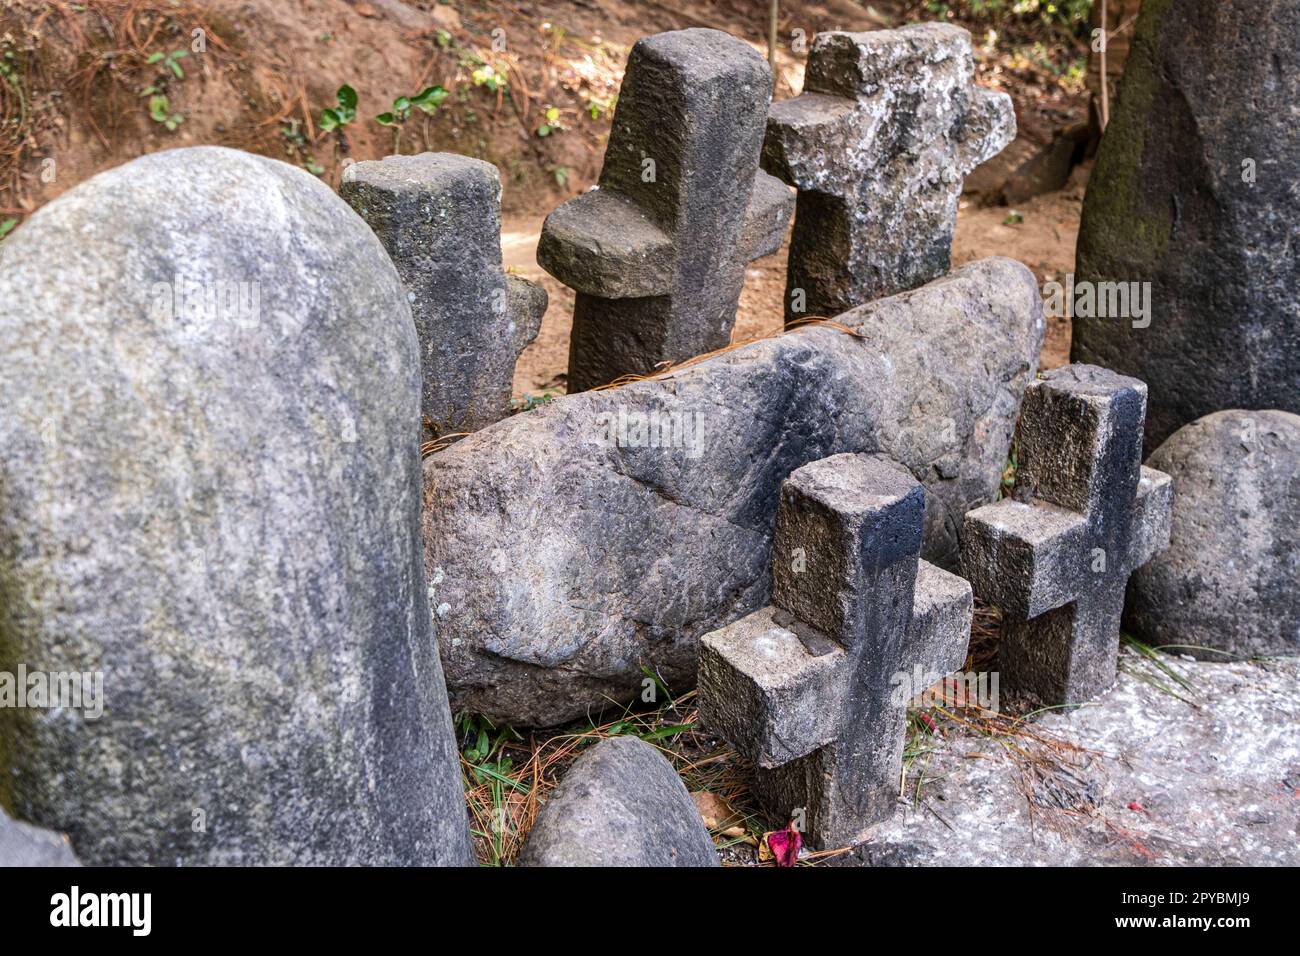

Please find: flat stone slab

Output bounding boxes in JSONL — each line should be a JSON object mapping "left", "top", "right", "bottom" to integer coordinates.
{"left": 857, "top": 655, "right": 1300, "bottom": 865}
{"left": 423, "top": 257, "right": 1043, "bottom": 726}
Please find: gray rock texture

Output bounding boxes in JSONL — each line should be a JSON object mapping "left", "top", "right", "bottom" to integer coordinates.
{"left": 518, "top": 736, "right": 718, "bottom": 867}
{"left": 1072, "top": 0, "right": 1300, "bottom": 453}
{"left": 859, "top": 654, "right": 1300, "bottom": 866}
{"left": 1125, "top": 410, "right": 1300, "bottom": 661}
{"left": 0, "top": 146, "right": 472, "bottom": 866}
{"left": 537, "top": 28, "right": 794, "bottom": 392}
{"left": 341, "top": 152, "right": 546, "bottom": 439}
{"left": 962, "top": 365, "right": 1173, "bottom": 708}
{"left": 699, "top": 454, "right": 972, "bottom": 848}
{"left": 423, "top": 257, "right": 1043, "bottom": 726}
{"left": 763, "top": 23, "right": 1014, "bottom": 322}
{"left": 0, "top": 808, "right": 81, "bottom": 866}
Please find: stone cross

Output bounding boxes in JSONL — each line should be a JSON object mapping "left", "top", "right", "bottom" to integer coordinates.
{"left": 698, "top": 453, "right": 973, "bottom": 849}
{"left": 342, "top": 152, "right": 548, "bottom": 441}
{"left": 961, "top": 365, "right": 1174, "bottom": 707}
{"left": 763, "top": 23, "right": 1015, "bottom": 323}
{"left": 537, "top": 28, "right": 795, "bottom": 393}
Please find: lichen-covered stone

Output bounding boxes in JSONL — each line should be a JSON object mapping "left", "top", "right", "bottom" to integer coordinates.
{"left": 0, "top": 146, "right": 472, "bottom": 866}
{"left": 342, "top": 152, "right": 546, "bottom": 438}
{"left": 1126, "top": 410, "right": 1300, "bottom": 660}
{"left": 423, "top": 258, "right": 1043, "bottom": 726}
{"left": 1072, "top": 0, "right": 1300, "bottom": 452}
{"left": 519, "top": 736, "right": 718, "bottom": 867}
{"left": 763, "top": 23, "right": 1014, "bottom": 321}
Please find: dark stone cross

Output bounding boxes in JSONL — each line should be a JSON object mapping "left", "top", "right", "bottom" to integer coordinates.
{"left": 961, "top": 364, "right": 1174, "bottom": 707}
{"left": 698, "top": 453, "right": 972, "bottom": 849}
{"left": 763, "top": 23, "right": 1015, "bottom": 323}
{"left": 537, "top": 28, "right": 794, "bottom": 392}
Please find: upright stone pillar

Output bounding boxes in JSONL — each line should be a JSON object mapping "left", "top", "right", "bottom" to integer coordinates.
{"left": 1072, "top": 0, "right": 1300, "bottom": 452}
{"left": 342, "top": 152, "right": 547, "bottom": 440}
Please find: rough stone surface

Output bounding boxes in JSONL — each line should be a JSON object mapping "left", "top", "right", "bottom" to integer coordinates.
{"left": 518, "top": 736, "right": 718, "bottom": 867}
{"left": 763, "top": 23, "right": 1014, "bottom": 322}
{"left": 0, "top": 146, "right": 472, "bottom": 866}
{"left": 423, "top": 257, "right": 1043, "bottom": 726}
{"left": 342, "top": 152, "right": 546, "bottom": 438}
{"left": 0, "top": 808, "right": 81, "bottom": 866}
{"left": 1072, "top": 0, "right": 1300, "bottom": 453}
{"left": 1126, "top": 410, "right": 1300, "bottom": 661}
{"left": 859, "top": 654, "right": 1300, "bottom": 866}
{"left": 538, "top": 28, "right": 794, "bottom": 391}
{"left": 698, "top": 605, "right": 848, "bottom": 769}
{"left": 699, "top": 454, "right": 972, "bottom": 848}
{"left": 962, "top": 365, "right": 1173, "bottom": 708}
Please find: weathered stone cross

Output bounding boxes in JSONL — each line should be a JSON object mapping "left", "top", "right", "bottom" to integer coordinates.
{"left": 537, "top": 28, "right": 794, "bottom": 392}
{"left": 342, "top": 152, "right": 548, "bottom": 440}
{"left": 763, "top": 23, "right": 1015, "bottom": 322}
{"left": 961, "top": 365, "right": 1173, "bottom": 707}
{"left": 699, "top": 453, "right": 973, "bottom": 849}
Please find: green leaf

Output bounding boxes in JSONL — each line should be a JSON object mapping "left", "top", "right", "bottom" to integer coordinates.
{"left": 146, "top": 51, "right": 165, "bottom": 64}
{"left": 0, "top": 218, "right": 18, "bottom": 240}
{"left": 536, "top": 124, "right": 551, "bottom": 137}
{"left": 168, "top": 60, "right": 184, "bottom": 79}
{"left": 393, "top": 96, "right": 410, "bottom": 112}
{"left": 337, "top": 84, "right": 357, "bottom": 111}
{"left": 374, "top": 112, "right": 396, "bottom": 126}
{"left": 318, "top": 108, "right": 339, "bottom": 132}
{"left": 412, "top": 85, "right": 449, "bottom": 112}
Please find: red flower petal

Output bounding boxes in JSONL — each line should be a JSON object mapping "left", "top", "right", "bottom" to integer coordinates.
{"left": 768, "top": 823, "right": 802, "bottom": 867}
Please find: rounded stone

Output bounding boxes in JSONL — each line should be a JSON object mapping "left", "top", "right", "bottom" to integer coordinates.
{"left": 1125, "top": 410, "right": 1300, "bottom": 660}
{"left": 519, "top": 736, "right": 718, "bottom": 867}
{"left": 0, "top": 146, "right": 471, "bottom": 865}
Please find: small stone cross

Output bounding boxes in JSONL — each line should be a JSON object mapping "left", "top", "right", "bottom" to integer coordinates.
{"left": 763, "top": 23, "right": 1015, "bottom": 322}
{"left": 342, "top": 152, "right": 548, "bottom": 440}
{"left": 699, "top": 453, "right": 972, "bottom": 849}
{"left": 961, "top": 365, "right": 1174, "bottom": 707}
{"left": 537, "top": 28, "right": 794, "bottom": 392}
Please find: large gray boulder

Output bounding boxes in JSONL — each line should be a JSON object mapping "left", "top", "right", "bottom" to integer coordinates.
{"left": 1072, "top": 0, "right": 1300, "bottom": 453}
{"left": 0, "top": 808, "right": 81, "bottom": 866}
{"left": 0, "top": 146, "right": 472, "bottom": 865}
{"left": 519, "top": 736, "right": 717, "bottom": 867}
{"left": 423, "top": 257, "right": 1044, "bottom": 725}
{"left": 1125, "top": 410, "right": 1300, "bottom": 660}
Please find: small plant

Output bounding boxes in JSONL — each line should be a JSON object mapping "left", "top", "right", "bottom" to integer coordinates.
{"left": 375, "top": 85, "right": 448, "bottom": 153}
{"left": 146, "top": 48, "right": 187, "bottom": 80}
{"left": 535, "top": 105, "right": 562, "bottom": 137}
{"left": 318, "top": 83, "right": 357, "bottom": 135}
{"left": 471, "top": 63, "right": 507, "bottom": 93}
{"left": 148, "top": 94, "right": 183, "bottom": 131}
{"left": 434, "top": 29, "right": 453, "bottom": 49}
{"left": 0, "top": 218, "right": 18, "bottom": 240}
{"left": 584, "top": 93, "right": 615, "bottom": 121}
{"left": 1003, "top": 210, "right": 1025, "bottom": 226}
{"left": 280, "top": 121, "right": 325, "bottom": 176}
